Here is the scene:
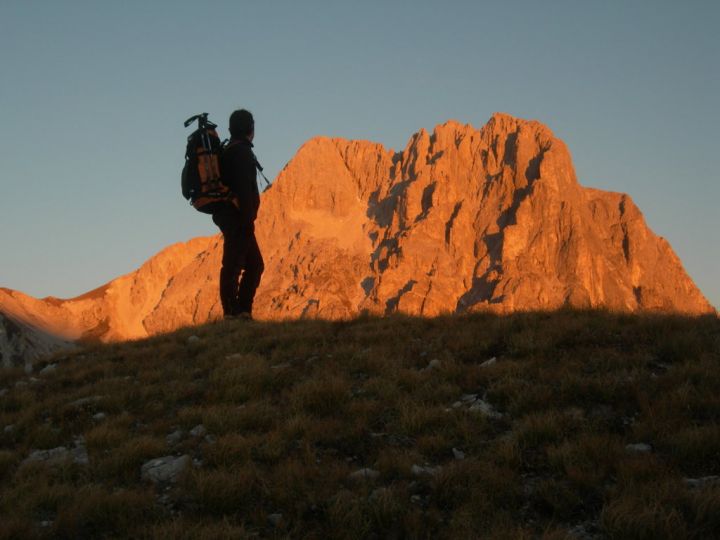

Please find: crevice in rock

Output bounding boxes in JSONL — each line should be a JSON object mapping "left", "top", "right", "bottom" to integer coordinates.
{"left": 445, "top": 202, "right": 463, "bottom": 245}
{"left": 415, "top": 182, "right": 436, "bottom": 223}
{"left": 360, "top": 277, "right": 375, "bottom": 297}
{"left": 385, "top": 280, "right": 417, "bottom": 314}
{"left": 633, "top": 286, "right": 642, "bottom": 305}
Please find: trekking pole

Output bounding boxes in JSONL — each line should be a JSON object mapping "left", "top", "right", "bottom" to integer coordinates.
{"left": 253, "top": 154, "right": 271, "bottom": 189}
{"left": 258, "top": 168, "right": 271, "bottom": 189}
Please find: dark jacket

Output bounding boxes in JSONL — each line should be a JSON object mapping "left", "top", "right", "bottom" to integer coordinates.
{"left": 220, "top": 138, "right": 260, "bottom": 222}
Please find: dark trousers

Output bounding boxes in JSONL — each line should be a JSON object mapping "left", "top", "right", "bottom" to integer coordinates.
{"left": 211, "top": 204, "right": 264, "bottom": 316}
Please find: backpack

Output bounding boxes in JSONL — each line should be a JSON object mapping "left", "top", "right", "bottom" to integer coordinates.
{"left": 181, "top": 113, "right": 233, "bottom": 213}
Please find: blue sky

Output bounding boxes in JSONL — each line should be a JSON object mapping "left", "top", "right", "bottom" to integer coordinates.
{"left": 1, "top": 1, "right": 718, "bottom": 308}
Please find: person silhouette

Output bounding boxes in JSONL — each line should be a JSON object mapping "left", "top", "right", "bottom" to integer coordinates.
{"left": 212, "top": 109, "right": 264, "bottom": 319}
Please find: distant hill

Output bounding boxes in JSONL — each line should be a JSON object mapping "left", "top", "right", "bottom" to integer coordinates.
{"left": 0, "top": 113, "right": 714, "bottom": 367}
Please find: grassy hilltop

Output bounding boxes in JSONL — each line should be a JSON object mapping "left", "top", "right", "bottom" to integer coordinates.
{"left": 1, "top": 311, "right": 719, "bottom": 539}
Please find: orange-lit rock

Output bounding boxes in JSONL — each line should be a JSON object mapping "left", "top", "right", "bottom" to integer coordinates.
{"left": 0, "top": 113, "right": 714, "bottom": 362}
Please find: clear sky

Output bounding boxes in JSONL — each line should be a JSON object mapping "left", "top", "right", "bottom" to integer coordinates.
{"left": 1, "top": 1, "right": 718, "bottom": 308}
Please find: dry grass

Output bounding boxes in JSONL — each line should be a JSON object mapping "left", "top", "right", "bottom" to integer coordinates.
{"left": 0, "top": 310, "right": 718, "bottom": 538}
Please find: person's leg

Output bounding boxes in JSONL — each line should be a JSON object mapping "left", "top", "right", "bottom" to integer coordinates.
{"left": 236, "top": 228, "right": 264, "bottom": 315}
{"left": 212, "top": 206, "right": 249, "bottom": 316}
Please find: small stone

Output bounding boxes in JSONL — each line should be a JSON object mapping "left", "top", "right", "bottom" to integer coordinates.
{"left": 190, "top": 424, "right": 206, "bottom": 437}
{"left": 460, "top": 393, "right": 478, "bottom": 403}
{"left": 141, "top": 455, "right": 191, "bottom": 484}
{"left": 4, "top": 424, "right": 15, "bottom": 433}
{"left": 410, "top": 495, "right": 423, "bottom": 504}
{"left": 625, "top": 443, "right": 652, "bottom": 454}
{"left": 187, "top": 335, "right": 201, "bottom": 344}
{"left": 23, "top": 447, "right": 69, "bottom": 465}
{"left": 204, "top": 435, "right": 216, "bottom": 444}
{"left": 166, "top": 429, "right": 184, "bottom": 446}
{"left": 566, "top": 521, "right": 599, "bottom": 540}
{"left": 271, "top": 362, "right": 291, "bottom": 370}
{"left": 267, "top": 513, "right": 283, "bottom": 527}
{"left": 68, "top": 395, "right": 105, "bottom": 408}
{"left": 480, "top": 357, "right": 497, "bottom": 368}
{"left": 0, "top": 388, "right": 7, "bottom": 397}
{"left": 349, "top": 468, "right": 380, "bottom": 480}
{"left": 411, "top": 464, "right": 440, "bottom": 476}
{"left": 72, "top": 439, "right": 89, "bottom": 465}
{"left": 469, "top": 399, "right": 503, "bottom": 419}
{"left": 92, "top": 412, "right": 106, "bottom": 421}
{"left": 427, "top": 359, "right": 441, "bottom": 370}
{"left": 225, "top": 353, "right": 243, "bottom": 360}
{"left": 684, "top": 476, "right": 720, "bottom": 489}
{"left": 39, "top": 363, "right": 58, "bottom": 376}
{"left": 22, "top": 439, "right": 88, "bottom": 467}
{"left": 39, "top": 521, "right": 53, "bottom": 528}
{"left": 451, "top": 401, "right": 463, "bottom": 409}
{"left": 419, "top": 351, "right": 428, "bottom": 358}
{"left": 452, "top": 448, "right": 465, "bottom": 460}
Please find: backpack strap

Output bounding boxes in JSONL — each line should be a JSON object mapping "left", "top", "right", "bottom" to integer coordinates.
{"left": 225, "top": 141, "right": 271, "bottom": 188}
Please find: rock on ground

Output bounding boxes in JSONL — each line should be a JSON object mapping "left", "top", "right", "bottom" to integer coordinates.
{"left": 190, "top": 424, "right": 206, "bottom": 437}
{"left": 468, "top": 399, "right": 503, "bottom": 419}
{"left": 480, "top": 357, "right": 497, "bottom": 368}
{"left": 411, "top": 464, "right": 440, "bottom": 476}
{"left": 684, "top": 476, "right": 720, "bottom": 489}
{"left": 39, "top": 363, "right": 58, "bottom": 376}
{"left": 349, "top": 468, "right": 380, "bottom": 480}
{"left": 625, "top": 442, "right": 652, "bottom": 453}
{"left": 141, "top": 455, "right": 190, "bottom": 484}
{"left": 22, "top": 437, "right": 88, "bottom": 466}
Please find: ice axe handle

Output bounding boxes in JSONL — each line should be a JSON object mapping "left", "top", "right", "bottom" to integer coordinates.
{"left": 183, "top": 115, "right": 200, "bottom": 128}
{"left": 183, "top": 113, "right": 209, "bottom": 128}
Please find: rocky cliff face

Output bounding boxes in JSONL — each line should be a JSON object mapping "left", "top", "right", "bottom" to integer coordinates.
{"left": 252, "top": 112, "right": 713, "bottom": 318}
{"left": 0, "top": 113, "right": 714, "bottom": 364}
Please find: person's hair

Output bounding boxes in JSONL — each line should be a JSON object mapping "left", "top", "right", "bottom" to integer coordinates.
{"left": 229, "top": 109, "right": 254, "bottom": 138}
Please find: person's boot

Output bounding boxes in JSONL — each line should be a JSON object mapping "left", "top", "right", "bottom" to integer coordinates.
{"left": 225, "top": 311, "right": 252, "bottom": 321}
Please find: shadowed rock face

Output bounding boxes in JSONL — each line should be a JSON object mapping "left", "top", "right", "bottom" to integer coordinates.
{"left": 0, "top": 113, "right": 714, "bottom": 358}
{"left": 0, "top": 311, "right": 74, "bottom": 369}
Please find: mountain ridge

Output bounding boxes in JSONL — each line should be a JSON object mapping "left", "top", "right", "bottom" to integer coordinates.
{"left": 0, "top": 113, "right": 714, "bottom": 366}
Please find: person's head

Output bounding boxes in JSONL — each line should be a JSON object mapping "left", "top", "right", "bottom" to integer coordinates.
{"left": 229, "top": 109, "right": 254, "bottom": 141}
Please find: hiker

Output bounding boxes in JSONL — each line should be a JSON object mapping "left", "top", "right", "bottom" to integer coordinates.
{"left": 212, "top": 109, "right": 264, "bottom": 320}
